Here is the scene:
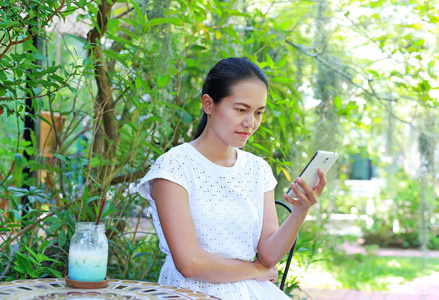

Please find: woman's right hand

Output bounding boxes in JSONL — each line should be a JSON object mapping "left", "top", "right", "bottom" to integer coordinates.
{"left": 252, "top": 258, "right": 278, "bottom": 282}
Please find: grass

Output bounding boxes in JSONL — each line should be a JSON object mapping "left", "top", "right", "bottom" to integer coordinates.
{"left": 296, "top": 254, "right": 439, "bottom": 291}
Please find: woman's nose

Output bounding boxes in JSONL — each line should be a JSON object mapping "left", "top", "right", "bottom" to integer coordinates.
{"left": 242, "top": 114, "right": 254, "bottom": 128}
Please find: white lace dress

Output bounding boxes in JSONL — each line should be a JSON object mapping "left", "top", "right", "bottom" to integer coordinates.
{"left": 138, "top": 143, "right": 290, "bottom": 300}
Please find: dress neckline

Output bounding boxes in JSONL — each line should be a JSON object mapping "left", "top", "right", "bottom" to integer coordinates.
{"left": 184, "top": 143, "right": 242, "bottom": 170}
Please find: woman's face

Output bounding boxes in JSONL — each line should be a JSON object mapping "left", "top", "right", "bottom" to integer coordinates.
{"left": 207, "top": 79, "right": 268, "bottom": 148}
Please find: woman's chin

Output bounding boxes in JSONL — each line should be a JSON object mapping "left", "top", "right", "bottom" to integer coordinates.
{"left": 231, "top": 140, "right": 248, "bottom": 149}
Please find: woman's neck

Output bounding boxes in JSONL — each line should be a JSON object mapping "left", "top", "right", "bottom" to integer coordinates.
{"left": 189, "top": 137, "right": 237, "bottom": 167}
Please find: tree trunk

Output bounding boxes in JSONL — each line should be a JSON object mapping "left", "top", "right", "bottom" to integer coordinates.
{"left": 87, "top": 1, "right": 119, "bottom": 190}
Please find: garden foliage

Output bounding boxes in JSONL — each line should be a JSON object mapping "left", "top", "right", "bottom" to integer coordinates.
{"left": 0, "top": 0, "right": 438, "bottom": 292}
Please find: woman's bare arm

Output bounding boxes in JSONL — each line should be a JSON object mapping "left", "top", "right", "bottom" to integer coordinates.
{"left": 151, "top": 178, "right": 278, "bottom": 283}
{"left": 257, "top": 169, "right": 326, "bottom": 267}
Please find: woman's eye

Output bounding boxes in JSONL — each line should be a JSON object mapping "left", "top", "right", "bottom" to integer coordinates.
{"left": 237, "top": 108, "right": 246, "bottom": 112}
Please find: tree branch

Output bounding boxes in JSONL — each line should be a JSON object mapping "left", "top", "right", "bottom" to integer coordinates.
{"left": 87, "top": 1, "right": 119, "bottom": 189}
{"left": 285, "top": 39, "right": 429, "bottom": 128}
{"left": 111, "top": 7, "right": 135, "bottom": 20}
{"left": 110, "top": 169, "right": 148, "bottom": 186}
{"left": 0, "top": 72, "right": 74, "bottom": 101}
{"left": 0, "top": 0, "right": 66, "bottom": 60}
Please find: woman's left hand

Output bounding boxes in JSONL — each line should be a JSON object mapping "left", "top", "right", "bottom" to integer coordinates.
{"left": 282, "top": 168, "right": 326, "bottom": 211}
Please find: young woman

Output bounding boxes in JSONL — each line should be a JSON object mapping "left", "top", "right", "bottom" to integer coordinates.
{"left": 138, "top": 57, "right": 326, "bottom": 299}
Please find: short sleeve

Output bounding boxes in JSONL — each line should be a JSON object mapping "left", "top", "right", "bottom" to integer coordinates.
{"left": 261, "top": 158, "right": 277, "bottom": 193}
{"left": 137, "top": 151, "right": 189, "bottom": 201}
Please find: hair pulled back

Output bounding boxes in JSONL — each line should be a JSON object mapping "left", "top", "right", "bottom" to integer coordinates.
{"left": 193, "top": 57, "right": 269, "bottom": 140}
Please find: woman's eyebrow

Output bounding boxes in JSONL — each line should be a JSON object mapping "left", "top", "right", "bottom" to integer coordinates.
{"left": 234, "top": 102, "right": 266, "bottom": 110}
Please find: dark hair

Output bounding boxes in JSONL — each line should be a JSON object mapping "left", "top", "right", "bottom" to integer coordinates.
{"left": 193, "top": 57, "right": 269, "bottom": 139}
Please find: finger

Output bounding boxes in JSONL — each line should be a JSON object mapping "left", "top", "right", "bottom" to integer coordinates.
{"left": 288, "top": 184, "right": 312, "bottom": 207}
{"left": 295, "top": 177, "right": 313, "bottom": 195}
{"left": 313, "top": 168, "right": 327, "bottom": 196}
{"left": 289, "top": 180, "right": 309, "bottom": 203}
{"left": 283, "top": 192, "right": 304, "bottom": 208}
{"left": 295, "top": 178, "right": 315, "bottom": 206}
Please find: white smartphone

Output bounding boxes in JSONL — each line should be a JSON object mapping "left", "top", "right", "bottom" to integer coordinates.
{"left": 287, "top": 150, "right": 339, "bottom": 198}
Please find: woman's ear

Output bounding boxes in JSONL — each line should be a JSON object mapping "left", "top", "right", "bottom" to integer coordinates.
{"left": 201, "top": 94, "right": 214, "bottom": 115}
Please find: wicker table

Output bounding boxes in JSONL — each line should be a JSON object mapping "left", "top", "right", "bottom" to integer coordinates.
{"left": 0, "top": 278, "right": 221, "bottom": 299}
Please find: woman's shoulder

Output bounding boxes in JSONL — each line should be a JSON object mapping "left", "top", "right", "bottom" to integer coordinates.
{"left": 158, "top": 143, "right": 192, "bottom": 160}
{"left": 148, "top": 144, "right": 192, "bottom": 172}
{"left": 138, "top": 144, "right": 191, "bottom": 198}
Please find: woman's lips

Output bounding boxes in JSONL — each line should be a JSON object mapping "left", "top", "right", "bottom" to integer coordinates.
{"left": 236, "top": 132, "right": 251, "bottom": 139}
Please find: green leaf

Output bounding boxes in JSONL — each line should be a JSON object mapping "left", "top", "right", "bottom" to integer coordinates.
{"left": 68, "top": 86, "right": 78, "bottom": 96}
{"left": 135, "top": 76, "right": 142, "bottom": 89}
{"left": 50, "top": 74, "right": 65, "bottom": 84}
{"left": 110, "top": 35, "right": 133, "bottom": 47}
{"left": 31, "top": 52, "right": 48, "bottom": 61}
{"left": 334, "top": 95, "right": 342, "bottom": 109}
{"left": 250, "top": 143, "right": 271, "bottom": 154}
{"left": 14, "top": 153, "right": 23, "bottom": 186}
{"left": 39, "top": 240, "right": 51, "bottom": 253}
{"left": 13, "top": 261, "right": 27, "bottom": 274}
{"left": 58, "top": 229, "right": 66, "bottom": 248}
{"left": 119, "top": 27, "right": 138, "bottom": 40}
{"left": 41, "top": 266, "right": 63, "bottom": 278}
{"left": 31, "top": 85, "right": 41, "bottom": 96}
{"left": 102, "top": 50, "right": 129, "bottom": 68}
{"left": 277, "top": 57, "right": 287, "bottom": 69}
{"left": 271, "top": 77, "right": 295, "bottom": 83}
{"left": 147, "top": 17, "right": 183, "bottom": 27}
{"left": 5, "top": 21, "right": 21, "bottom": 29}
{"left": 13, "top": 209, "right": 22, "bottom": 221}
{"left": 14, "top": 153, "right": 23, "bottom": 170}
{"left": 140, "top": 141, "right": 163, "bottom": 155}
{"left": 27, "top": 265, "right": 38, "bottom": 278}
{"left": 221, "top": 25, "right": 239, "bottom": 40}
{"left": 15, "top": 253, "right": 37, "bottom": 277}
{"left": 45, "top": 216, "right": 61, "bottom": 223}
{"left": 420, "top": 80, "right": 430, "bottom": 91}
{"left": 132, "top": 252, "right": 150, "bottom": 260}
{"left": 131, "top": 1, "right": 144, "bottom": 24}
{"left": 157, "top": 75, "right": 171, "bottom": 88}
{"left": 369, "top": 0, "right": 385, "bottom": 8}
{"left": 266, "top": 54, "right": 274, "bottom": 70}
{"left": 369, "top": 70, "right": 380, "bottom": 77}
{"left": 106, "top": 224, "right": 132, "bottom": 252}
{"left": 24, "top": 246, "right": 38, "bottom": 263}
{"left": 85, "top": 196, "right": 101, "bottom": 204}
{"left": 189, "top": 44, "right": 207, "bottom": 51}
{"left": 90, "top": 157, "right": 101, "bottom": 168}
{"left": 48, "top": 222, "right": 61, "bottom": 232}
{"left": 36, "top": 113, "right": 53, "bottom": 127}
{"left": 53, "top": 153, "right": 67, "bottom": 162}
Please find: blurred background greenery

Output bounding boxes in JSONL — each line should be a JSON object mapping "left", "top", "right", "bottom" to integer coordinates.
{"left": 1, "top": 0, "right": 438, "bottom": 297}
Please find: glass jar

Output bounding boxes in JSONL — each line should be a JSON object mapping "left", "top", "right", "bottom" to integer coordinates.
{"left": 68, "top": 222, "right": 108, "bottom": 281}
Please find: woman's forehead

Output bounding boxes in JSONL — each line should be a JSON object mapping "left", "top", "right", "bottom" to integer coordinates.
{"left": 223, "top": 80, "right": 268, "bottom": 106}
